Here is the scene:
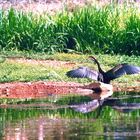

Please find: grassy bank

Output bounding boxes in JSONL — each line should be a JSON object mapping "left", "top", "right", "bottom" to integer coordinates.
{"left": 0, "top": 5, "right": 140, "bottom": 55}
{"left": 0, "top": 52, "right": 140, "bottom": 85}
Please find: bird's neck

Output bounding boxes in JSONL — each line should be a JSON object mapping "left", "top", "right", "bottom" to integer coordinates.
{"left": 95, "top": 60, "right": 105, "bottom": 74}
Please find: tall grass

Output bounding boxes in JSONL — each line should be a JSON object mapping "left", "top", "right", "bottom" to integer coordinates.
{"left": 0, "top": 5, "right": 140, "bottom": 55}
{"left": 0, "top": 9, "right": 66, "bottom": 54}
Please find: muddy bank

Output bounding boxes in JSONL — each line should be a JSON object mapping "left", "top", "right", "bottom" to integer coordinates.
{"left": 0, "top": 81, "right": 90, "bottom": 98}
{"left": 0, "top": 81, "right": 139, "bottom": 99}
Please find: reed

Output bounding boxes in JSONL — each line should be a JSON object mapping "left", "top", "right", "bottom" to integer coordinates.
{"left": 0, "top": 5, "right": 140, "bottom": 55}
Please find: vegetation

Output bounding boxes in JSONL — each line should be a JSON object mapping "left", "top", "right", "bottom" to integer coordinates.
{"left": 0, "top": 5, "right": 140, "bottom": 55}
{"left": 0, "top": 52, "right": 140, "bottom": 85}
{"left": 0, "top": 3, "right": 139, "bottom": 139}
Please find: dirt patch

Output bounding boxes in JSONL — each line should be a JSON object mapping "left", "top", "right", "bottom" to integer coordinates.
{"left": 113, "top": 81, "right": 140, "bottom": 92}
{"left": 0, "top": 80, "right": 139, "bottom": 99}
{"left": 7, "top": 57, "right": 76, "bottom": 68}
{"left": 0, "top": 81, "right": 85, "bottom": 98}
{"left": 0, "top": 81, "right": 114, "bottom": 99}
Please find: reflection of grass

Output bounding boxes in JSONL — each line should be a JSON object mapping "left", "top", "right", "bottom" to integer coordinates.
{"left": 0, "top": 103, "right": 139, "bottom": 140}
{"left": 0, "top": 94, "right": 91, "bottom": 105}
{"left": 0, "top": 99, "right": 139, "bottom": 121}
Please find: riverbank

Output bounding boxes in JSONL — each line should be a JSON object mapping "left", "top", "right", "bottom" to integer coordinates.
{"left": 0, "top": 53, "right": 140, "bottom": 96}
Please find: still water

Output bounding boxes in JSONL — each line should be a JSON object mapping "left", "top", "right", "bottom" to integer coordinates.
{"left": 0, "top": 91, "right": 140, "bottom": 140}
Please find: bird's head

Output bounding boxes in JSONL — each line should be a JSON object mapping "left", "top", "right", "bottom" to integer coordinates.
{"left": 89, "top": 56, "right": 97, "bottom": 63}
{"left": 89, "top": 56, "right": 103, "bottom": 73}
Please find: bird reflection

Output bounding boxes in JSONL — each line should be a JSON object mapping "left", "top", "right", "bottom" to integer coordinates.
{"left": 71, "top": 99, "right": 100, "bottom": 113}
{"left": 70, "top": 91, "right": 140, "bottom": 116}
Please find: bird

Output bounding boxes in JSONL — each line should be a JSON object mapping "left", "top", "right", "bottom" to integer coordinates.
{"left": 66, "top": 56, "right": 140, "bottom": 84}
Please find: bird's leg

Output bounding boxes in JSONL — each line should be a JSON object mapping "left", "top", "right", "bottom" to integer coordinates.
{"left": 98, "top": 73, "right": 104, "bottom": 82}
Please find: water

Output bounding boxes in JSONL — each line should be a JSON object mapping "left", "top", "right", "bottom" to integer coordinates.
{"left": 0, "top": 91, "right": 140, "bottom": 140}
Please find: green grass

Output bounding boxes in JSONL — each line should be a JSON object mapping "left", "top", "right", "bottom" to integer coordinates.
{"left": 0, "top": 52, "right": 140, "bottom": 86}
{"left": 0, "top": 5, "right": 140, "bottom": 55}
{"left": 0, "top": 60, "right": 68, "bottom": 83}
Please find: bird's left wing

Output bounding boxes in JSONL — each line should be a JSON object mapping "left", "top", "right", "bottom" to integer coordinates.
{"left": 106, "top": 64, "right": 140, "bottom": 80}
{"left": 66, "top": 66, "right": 98, "bottom": 80}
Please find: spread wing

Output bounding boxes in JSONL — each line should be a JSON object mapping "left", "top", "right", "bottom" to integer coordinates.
{"left": 66, "top": 66, "right": 99, "bottom": 80}
{"left": 71, "top": 100, "right": 100, "bottom": 113}
{"left": 106, "top": 64, "right": 140, "bottom": 80}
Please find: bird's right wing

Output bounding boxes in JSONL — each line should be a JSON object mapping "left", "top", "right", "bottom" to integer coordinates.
{"left": 66, "top": 66, "right": 98, "bottom": 80}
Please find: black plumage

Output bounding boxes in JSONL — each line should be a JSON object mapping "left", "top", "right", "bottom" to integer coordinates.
{"left": 66, "top": 56, "right": 140, "bottom": 84}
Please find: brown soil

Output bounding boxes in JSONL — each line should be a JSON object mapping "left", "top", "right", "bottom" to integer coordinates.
{"left": 0, "top": 81, "right": 114, "bottom": 99}
{"left": 7, "top": 57, "right": 76, "bottom": 68}
{"left": 0, "top": 81, "right": 84, "bottom": 98}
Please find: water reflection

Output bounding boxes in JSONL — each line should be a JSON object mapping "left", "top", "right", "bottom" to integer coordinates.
{"left": 71, "top": 94, "right": 140, "bottom": 114}
{"left": 0, "top": 91, "right": 140, "bottom": 139}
